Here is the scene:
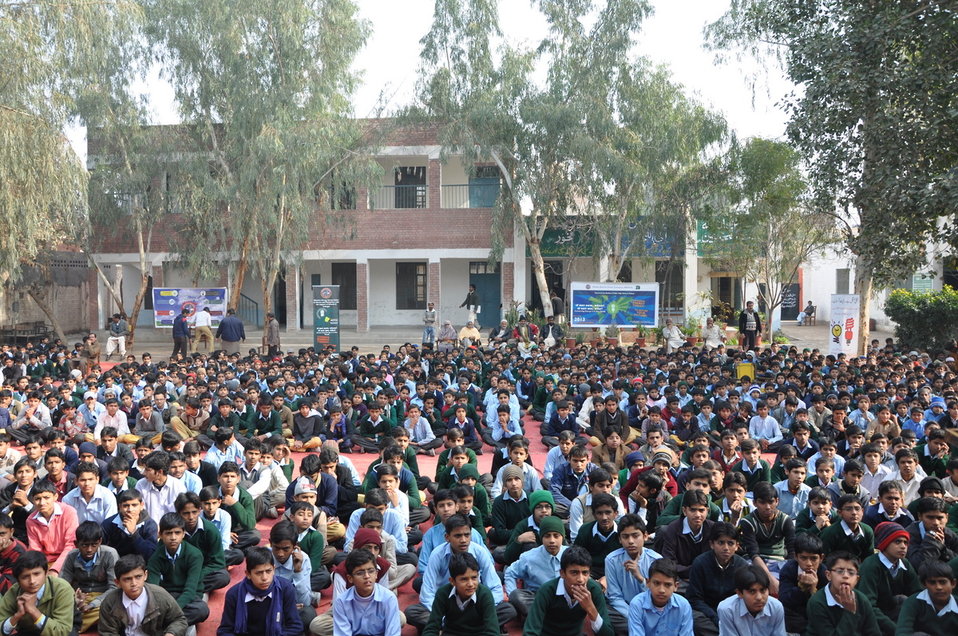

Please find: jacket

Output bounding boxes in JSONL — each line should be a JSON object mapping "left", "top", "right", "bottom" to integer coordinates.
{"left": 98, "top": 583, "right": 188, "bottom": 636}
{"left": 0, "top": 574, "right": 75, "bottom": 636}
{"left": 265, "top": 318, "right": 280, "bottom": 346}
{"left": 215, "top": 315, "right": 246, "bottom": 343}
{"left": 172, "top": 314, "right": 190, "bottom": 338}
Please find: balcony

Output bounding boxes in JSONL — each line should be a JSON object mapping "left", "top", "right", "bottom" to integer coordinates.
{"left": 369, "top": 185, "right": 427, "bottom": 210}
{"left": 441, "top": 183, "right": 500, "bottom": 209}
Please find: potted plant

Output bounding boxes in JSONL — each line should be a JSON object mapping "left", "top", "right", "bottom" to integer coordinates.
{"left": 681, "top": 320, "right": 700, "bottom": 345}
{"left": 635, "top": 325, "right": 648, "bottom": 348}
{"left": 565, "top": 332, "right": 577, "bottom": 349}
{"left": 575, "top": 331, "right": 587, "bottom": 347}
{"left": 605, "top": 324, "right": 620, "bottom": 347}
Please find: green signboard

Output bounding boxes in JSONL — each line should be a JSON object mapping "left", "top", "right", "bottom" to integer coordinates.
{"left": 312, "top": 285, "right": 340, "bottom": 351}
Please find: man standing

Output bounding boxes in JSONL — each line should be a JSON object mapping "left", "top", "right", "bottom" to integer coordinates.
{"left": 738, "top": 301, "right": 762, "bottom": 351}
{"left": 422, "top": 302, "right": 437, "bottom": 348}
{"left": 171, "top": 308, "right": 191, "bottom": 360}
{"left": 550, "top": 290, "right": 566, "bottom": 325}
{"left": 264, "top": 313, "right": 280, "bottom": 357}
{"left": 460, "top": 284, "right": 480, "bottom": 328}
{"left": 191, "top": 306, "right": 214, "bottom": 354}
{"left": 215, "top": 308, "right": 246, "bottom": 355}
{"left": 105, "top": 314, "right": 128, "bottom": 360}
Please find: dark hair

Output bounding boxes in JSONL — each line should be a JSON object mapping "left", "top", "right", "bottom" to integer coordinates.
{"left": 752, "top": 482, "right": 778, "bottom": 503}
{"left": 0, "top": 513, "right": 12, "bottom": 530}
{"left": 116, "top": 489, "right": 143, "bottom": 505}
{"left": 300, "top": 454, "right": 322, "bottom": 477}
{"left": 218, "top": 461, "right": 240, "bottom": 476}
{"left": 444, "top": 514, "right": 471, "bottom": 534}
{"left": 449, "top": 551, "right": 480, "bottom": 578}
{"left": 364, "top": 489, "right": 388, "bottom": 508}
{"left": 824, "top": 550, "right": 859, "bottom": 572}
{"left": 214, "top": 427, "right": 235, "bottom": 444}
{"left": 143, "top": 451, "right": 171, "bottom": 474}
{"left": 199, "top": 485, "right": 221, "bottom": 502}
{"left": 648, "top": 557, "right": 679, "bottom": 580}
{"left": 269, "top": 520, "right": 297, "bottom": 545}
{"left": 245, "top": 546, "right": 273, "bottom": 571}
{"left": 174, "top": 492, "right": 202, "bottom": 513}
{"left": 588, "top": 468, "right": 612, "bottom": 487}
{"left": 734, "top": 564, "right": 770, "bottom": 591}
{"left": 794, "top": 532, "right": 824, "bottom": 555}
{"left": 836, "top": 494, "right": 863, "bottom": 510}
{"left": 14, "top": 551, "right": 48, "bottom": 578}
{"left": 617, "top": 513, "right": 647, "bottom": 534}
{"left": 808, "top": 486, "right": 830, "bottom": 503}
{"left": 344, "top": 549, "right": 376, "bottom": 575}
{"left": 159, "top": 512, "right": 185, "bottom": 533}
{"left": 917, "top": 496, "right": 948, "bottom": 516}
{"left": 590, "top": 492, "right": 618, "bottom": 513}
{"left": 433, "top": 489, "right": 456, "bottom": 506}
{"left": 560, "top": 546, "right": 593, "bottom": 570}
{"left": 74, "top": 461, "right": 100, "bottom": 479}
{"left": 287, "top": 501, "right": 313, "bottom": 517}
{"left": 114, "top": 554, "right": 147, "bottom": 578}
{"left": 919, "top": 560, "right": 956, "bottom": 583}
{"left": 722, "top": 472, "right": 748, "bottom": 491}
{"left": 451, "top": 484, "right": 474, "bottom": 502}
{"left": 710, "top": 521, "right": 738, "bottom": 543}
{"left": 359, "top": 508, "right": 383, "bottom": 527}
{"left": 784, "top": 458, "right": 806, "bottom": 473}
{"left": 29, "top": 480, "right": 57, "bottom": 498}
{"left": 682, "top": 489, "right": 709, "bottom": 509}
{"left": 375, "top": 463, "right": 400, "bottom": 481}
{"left": 75, "top": 520, "right": 104, "bottom": 544}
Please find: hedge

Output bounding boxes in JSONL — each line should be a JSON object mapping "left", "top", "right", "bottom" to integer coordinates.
{"left": 884, "top": 286, "right": 958, "bottom": 353}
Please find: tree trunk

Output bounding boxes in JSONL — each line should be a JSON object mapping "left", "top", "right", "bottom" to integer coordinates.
{"left": 855, "top": 255, "right": 873, "bottom": 355}
{"left": 528, "top": 239, "right": 554, "bottom": 317}
{"left": 229, "top": 234, "right": 251, "bottom": 312}
{"left": 127, "top": 272, "right": 149, "bottom": 347}
{"left": 26, "top": 286, "right": 67, "bottom": 343}
{"left": 87, "top": 254, "right": 124, "bottom": 312}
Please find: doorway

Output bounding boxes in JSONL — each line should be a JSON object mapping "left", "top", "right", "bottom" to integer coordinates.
{"left": 469, "top": 262, "right": 501, "bottom": 328}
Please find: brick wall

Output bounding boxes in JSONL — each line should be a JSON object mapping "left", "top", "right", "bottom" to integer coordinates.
{"left": 502, "top": 262, "right": 515, "bottom": 305}
{"left": 356, "top": 262, "right": 368, "bottom": 333}
{"left": 428, "top": 261, "right": 441, "bottom": 307}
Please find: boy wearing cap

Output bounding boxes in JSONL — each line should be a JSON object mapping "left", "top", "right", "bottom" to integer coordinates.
{"left": 490, "top": 465, "right": 531, "bottom": 560}
{"left": 503, "top": 490, "right": 556, "bottom": 565}
{"left": 858, "top": 521, "right": 921, "bottom": 636}
{"left": 503, "top": 514, "right": 567, "bottom": 619}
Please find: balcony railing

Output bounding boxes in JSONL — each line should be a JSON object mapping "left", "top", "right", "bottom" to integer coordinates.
{"left": 441, "top": 183, "right": 500, "bottom": 209}
{"left": 369, "top": 185, "right": 427, "bottom": 210}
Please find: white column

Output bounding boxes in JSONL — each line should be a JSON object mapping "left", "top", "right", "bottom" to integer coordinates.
{"left": 683, "top": 232, "right": 708, "bottom": 323}
{"left": 512, "top": 224, "right": 528, "bottom": 307}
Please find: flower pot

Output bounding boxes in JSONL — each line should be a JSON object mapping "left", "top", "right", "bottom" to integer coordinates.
{"left": 565, "top": 337, "right": 577, "bottom": 349}
{"left": 636, "top": 337, "right": 646, "bottom": 348}
{"left": 686, "top": 336, "right": 700, "bottom": 346}
{"left": 607, "top": 338, "right": 618, "bottom": 347}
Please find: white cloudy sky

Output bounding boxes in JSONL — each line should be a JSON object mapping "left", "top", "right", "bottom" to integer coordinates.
{"left": 73, "top": 0, "right": 792, "bottom": 156}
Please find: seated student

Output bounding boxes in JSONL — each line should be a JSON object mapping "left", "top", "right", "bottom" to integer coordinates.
{"left": 604, "top": 514, "right": 662, "bottom": 635}
{"left": 286, "top": 501, "right": 331, "bottom": 594}
{"left": 99, "top": 554, "right": 188, "bottom": 636}
{"left": 795, "top": 486, "right": 838, "bottom": 537}
{"left": 542, "top": 399, "right": 586, "bottom": 449}
{"left": 654, "top": 489, "right": 716, "bottom": 583}
{"left": 627, "top": 556, "right": 693, "bottom": 636}
{"left": 572, "top": 492, "right": 620, "bottom": 579}
{"left": 490, "top": 465, "right": 531, "bottom": 551}
{"left": 820, "top": 494, "right": 875, "bottom": 562}
{"left": 712, "top": 428, "right": 742, "bottom": 473}
{"left": 238, "top": 438, "right": 288, "bottom": 520}
{"left": 451, "top": 484, "right": 486, "bottom": 542}
{"left": 716, "top": 471, "right": 753, "bottom": 528}
{"left": 218, "top": 546, "right": 303, "bottom": 636}
{"left": 436, "top": 429, "right": 478, "bottom": 482}
{"left": 504, "top": 515, "right": 566, "bottom": 619}
{"left": 0, "top": 458, "right": 38, "bottom": 542}
{"left": 59, "top": 520, "right": 119, "bottom": 632}
{"left": 374, "top": 464, "right": 411, "bottom": 531}
{"left": 361, "top": 444, "right": 428, "bottom": 526}
{"left": 205, "top": 427, "right": 246, "bottom": 472}
{"left": 455, "top": 462, "right": 490, "bottom": 519}
{"left": 827, "top": 458, "right": 871, "bottom": 508}
{"left": 330, "top": 549, "right": 401, "bottom": 636}
{"left": 890, "top": 448, "right": 926, "bottom": 505}
{"left": 147, "top": 512, "right": 208, "bottom": 627}
{"left": 569, "top": 468, "right": 626, "bottom": 540}
{"left": 198, "top": 485, "right": 243, "bottom": 566}
{"left": 716, "top": 564, "right": 786, "bottom": 635}
{"left": 40, "top": 448, "right": 74, "bottom": 501}
{"left": 134, "top": 451, "right": 187, "bottom": 521}
{"left": 592, "top": 425, "right": 628, "bottom": 475}
{"left": 943, "top": 457, "right": 958, "bottom": 503}
{"left": 805, "top": 551, "right": 881, "bottom": 635}
{"left": 419, "top": 491, "right": 483, "bottom": 587}
{"left": 128, "top": 438, "right": 153, "bottom": 481}
{"left": 267, "top": 520, "right": 315, "bottom": 628}
{"left": 62, "top": 461, "right": 117, "bottom": 526}
{"left": 549, "top": 445, "right": 597, "bottom": 519}
{"left": 906, "top": 496, "right": 958, "bottom": 570}
{"left": 686, "top": 521, "right": 748, "bottom": 636}
{"left": 865, "top": 481, "right": 915, "bottom": 528}
{"left": 317, "top": 445, "right": 360, "bottom": 524}
{"left": 407, "top": 514, "right": 515, "bottom": 633}
{"left": 173, "top": 491, "right": 230, "bottom": 593}
{"left": 96, "top": 426, "right": 135, "bottom": 466}
{"left": 348, "top": 510, "right": 415, "bottom": 592}
{"left": 166, "top": 451, "right": 201, "bottom": 495}
{"left": 896, "top": 560, "right": 958, "bottom": 636}
{"left": 861, "top": 442, "right": 893, "bottom": 496}
{"left": 917, "top": 428, "right": 950, "bottom": 478}
{"left": 857, "top": 521, "right": 921, "bottom": 636}
{"left": 730, "top": 439, "right": 771, "bottom": 495}
{"left": 520, "top": 545, "right": 611, "bottom": 636}
{"left": 908, "top": 476, "right": 947, "bottom": 519}
{"left": 772, "top": 457, "right": 811, "bottom": 519}
{"left": 25, "top": 479, "right": 78, "bottom": 574}
{"left": 780, "top": 534, "right": 828, "bottom": 634}
{"left": 0, "top": 513, "right": 26, "bottom": 595}
{"left": 103, "top": 455, "right": 137, "bottom": 497}
{"left": 503, "top": 490, "right": 556, "bottom": 565}
{"left": 784, "top": 419, "right": 819, "bottom": 461}
{"left": 217, "top": 461, "right": 261, "bottom": 551}
{"left": 806, "top": 456, "right": 840, "bottom": 491}
{"left": 423, "top": 551, "right": 499, "bottom": 636}
{"left": 655, "top": 468, "right": 721, "bottom": 530}
{"left": 490, "top": 437, "right": 542, "bottom": 498}
{"left": 0, "top": 550, "right": 75, "bottom": 636}
{"left": 437, "top": 444, "right": 474, "bottom": 491}
{"left": 101, "top": 488, "right": 158, "bottom": 560}
{"left": 343, "top": 489, "right": 412, "bottom": 566}
{"left": 738, "top": 482, "right": 795, "bottom": 592}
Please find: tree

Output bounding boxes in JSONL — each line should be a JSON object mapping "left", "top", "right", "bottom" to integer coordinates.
{"left": 703, "top": 138, "right": 838, "bottom": 340}
{"left": 143, "top": 0, "right": 379, "bottom": 321}
{"left": 416, "top": 0, "right": 653, "bottom": 315}
{"left": 708, "top": 1, "right": 958, "bottom": 353}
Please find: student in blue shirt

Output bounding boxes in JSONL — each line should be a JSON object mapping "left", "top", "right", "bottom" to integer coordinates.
{"left": 627, "top": 557, "right": 693, "bottom": 636}
{"left": 504, "top": 515, "right": 566, "bottom": 619}
{"left": 605, "top": 514, "right": 661, "bottom": 635}
{"left": 716, "top": 565, "right": 786, "bottom": 635}
{"left": 331, "top": 549, "right": 401, "bottom": 636}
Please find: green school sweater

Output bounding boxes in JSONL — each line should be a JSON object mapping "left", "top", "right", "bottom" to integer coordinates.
{"left": 436, "top": 447, "right": 479, "bottom": 482}
{"left": 523, "top": 577, "right": 613, "bottom": 636}
{"left": 857, "top": 552, "right": 921, "bottom": 635}
{"left": 298, "top": 526, "right": 326, "bottom": 573}
{"left": 805, "top": 587, "right": 880, "bottom": 636}
{"left": 573, "top": 521, "right": 620, "bottom": 573}
{"left": 504, "top": 518, "right": 544, "bottom": 564}
{"left": 222, "top": 486, "right": 256, "bottom": 531}
{"left": 422, "top": 583, "right": 499, "bottom": 636}
{"left": 819, "top": 521, "right": 875, "bottom": 563}
{"left": 656, "top": 493, "right": 722, "bottom": 529}
{"left": 896, "top": 591, "right": 958, "bottom": 636}
{"left": 146, "top": 541, "right": 204, "bottom": 609}
{"left": 730, "top": 459, "right": 772, "bottom": 492}
{"left": 490, "top": 494, "right": 530, "bottom": 545}
{"left": 795, "top": 509, "right": 839, "bottom": 537}
{"left": 183, "top": 518, "right": 226, "bottom": 576}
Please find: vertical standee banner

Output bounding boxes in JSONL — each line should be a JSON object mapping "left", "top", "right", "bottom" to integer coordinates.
{"left": 829, "top": 294, "right": 860, "bottom": 356}
{"left": 312, "top": 285, "right": 340, "bottom": 351}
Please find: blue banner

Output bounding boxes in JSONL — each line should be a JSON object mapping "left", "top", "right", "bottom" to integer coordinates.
{"left": 569, "top": 282, "right": 659, "bottom": 328}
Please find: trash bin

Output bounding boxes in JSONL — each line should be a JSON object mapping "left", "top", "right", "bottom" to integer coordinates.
{"left": 736, "top": 362, "right": 755, "bottom": 381}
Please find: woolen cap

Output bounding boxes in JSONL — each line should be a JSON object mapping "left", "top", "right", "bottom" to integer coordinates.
{"left": 874, "top": 521, "right": 909, "bottom": 552}
{"left": 529, "top": 490, "right": 555, "bottom": 511}
{"left": 502, "top": 465, "right": 524, "bottom": 483}
{"left": 538, "top": 515, "right": 565, "bottom": 538}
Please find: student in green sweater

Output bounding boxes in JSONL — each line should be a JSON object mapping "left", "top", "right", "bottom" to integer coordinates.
{"left": 504, "top": 490, "right": 556, "bottom": 564}
{"left": 491, "top": 465, "right": 531, "bottom": 563}
{"left": 423, "top": 551, "right": 499, "bottom": 636}
{"left": 655, "top": 468, "right": 721, "bottom": 529}
{"left": 805, "top": 551, "right": 881, "bottom": 636}
{"left": 174, "top": 491, "right": 229, "bottom": 593}
{"left": 457, "top": 463, "right": 491, "bottom": 519}
{"left": 522, "top": 545, "right": 613, "bottom": 636}
{"left": 795, "top": 487, "right": 838, "bottom": 536}
{"left": 216, "top": 461, "right": 260, "bottom": 549}
{"left": 572, "top": 492, "right": 619, "bottom": 579}
{"left": 287, "top": 501, "right": 330, "bottom": 593}
{"left": 820, "top": 494, "right": 875, "bottom": 562}
{"left": 858, "top": 521, "right": 921, "bottom": 636}
{"left": 729, "top": 439, "right": 771, "bottom": 495}
{"left": 738, "top": 481, "right": 796, "bottom": 597}
{"left": 146, "top": 512, "right": 209, "bottom": 627}
{"left": 896, "top": 560, "right": 958, "bottom": 636}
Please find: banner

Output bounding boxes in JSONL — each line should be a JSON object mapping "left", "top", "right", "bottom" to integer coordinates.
{"left": 152, "top": 288, "right": 228, "bottom": 328}
{"left": 569, "top": 282, "right": 659, "bottom": 328}
{"left": 312, "top": 285, "right": 341, "bottom": 351}
{"left": 829, "top": 294, "right": 860, "bottom": 356}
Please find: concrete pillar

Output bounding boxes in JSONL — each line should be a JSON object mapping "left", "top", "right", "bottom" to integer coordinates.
{"left": 85, "top": 269, "right": 99, "bottom": 332}
{"left": 356, "top": 260, "right": 369, "bottom": 332}
{"left": 428, "top": 259, "right": 441, "bottom": 308}
{"left": 427, "top": 159, "right": 442, "bottom": 210}
{"left": 683, "top": 230, "right": 708, "bottom": 323}
{"left": 286, "top": 266, "right": 301, "bottom": 331}
{"left": 512, "top": 226, "right": 528, "bottom": 308}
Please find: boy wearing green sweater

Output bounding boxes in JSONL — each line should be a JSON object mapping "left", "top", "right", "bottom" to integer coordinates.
{"left": 571, "top": 492, "right": 619, "bottom": 579}
{"left": 217, "top": 461, "right": 260, "bottom": 550}
{"left": 423, "top": 552, "right": 499, "bottom": 636}
{"left": 895, "top": 560, "right": 958, "bottom": 636}
{"left": 858, "top": 520, "right": 921, "bottom": 636}
{"left": 805, "top": 551, "right": 881, "bottom": 636}
{"left": 146, "top": 512, "right": 209, "bottom": 627}
{"left": 729, "top": 439, "right": 772, "bottom": 495}
{"left": 523, "top": 546, "right": 613, "bottom": 636}
{"left": 820, "top": 494, "right": 875, "bottom": 562}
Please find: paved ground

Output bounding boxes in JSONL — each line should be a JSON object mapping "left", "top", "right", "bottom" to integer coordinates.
{"left": 778, "top": 320, "right": 895, "bottom": 352}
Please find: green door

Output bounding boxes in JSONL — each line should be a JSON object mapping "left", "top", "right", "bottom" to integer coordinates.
{"left": 469, "top": 263, "right": 501, "bottom": 329}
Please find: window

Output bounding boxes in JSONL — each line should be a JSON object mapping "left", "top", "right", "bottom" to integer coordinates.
{"left": 836, "top": 268, "right": 850, "bottom": 294}
{"left": 394, "top": 167, "right": 427, "bottom": 209}
{"left": 655, "top": 261, "right": 684, "bottom": 310}
{"left": 331, "top": 263, "right": 357, "bottom": 310}
{"left": 469, "top": 261, "right": 500, "bottom": 275}
{"left": 396, "top": 262, "right": 427, "bottom": 310}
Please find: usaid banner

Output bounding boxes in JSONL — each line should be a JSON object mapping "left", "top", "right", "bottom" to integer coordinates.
{"left": 570, "top": 282, "right": 659, "bottom": 328}
{"left": 829, "top": 294, "right": 861, "bottom": 356}
{"left": 152, "top": 288, "right": 228, "bottom": 328}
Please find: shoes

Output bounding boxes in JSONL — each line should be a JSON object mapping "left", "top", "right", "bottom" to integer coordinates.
{"left": 264, "top": 507, "right": 279, "bottom": 519}
{"left": 426, "top": 449, "right": 436, "bottom": 456}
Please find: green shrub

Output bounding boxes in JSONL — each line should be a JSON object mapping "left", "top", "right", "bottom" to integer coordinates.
{"left": 884, "top": 286, "right": 958, "bottom": 353}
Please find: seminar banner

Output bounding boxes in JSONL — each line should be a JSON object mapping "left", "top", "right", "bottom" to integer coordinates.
{"left": 312, "top": 285, "right": 341, "bottom": 351}
{"left": 152, "top": 288, "right": 228, "bottom": 328}
{"left": 569, "top": 282, "right": 659, "bottom": 328}
{"left": 829, "top": 294, "right": 861, "bottom": 356}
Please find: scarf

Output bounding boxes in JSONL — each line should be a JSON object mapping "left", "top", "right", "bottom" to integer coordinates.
{"left": 233, "top": 576, "right": 285, "bottom": 636}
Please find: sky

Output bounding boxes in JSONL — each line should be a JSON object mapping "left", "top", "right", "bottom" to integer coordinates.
{"left": 72, "top": 0, "right": 793, "bottom": 157}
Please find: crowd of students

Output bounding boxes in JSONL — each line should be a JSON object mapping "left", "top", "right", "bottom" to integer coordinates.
{"left": 0, "top": 332, "right": 956, "bottom": 636}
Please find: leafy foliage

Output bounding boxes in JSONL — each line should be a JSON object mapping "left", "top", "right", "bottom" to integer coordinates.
{"left": 884, "top": 287, "right": 958, "bottom": 354}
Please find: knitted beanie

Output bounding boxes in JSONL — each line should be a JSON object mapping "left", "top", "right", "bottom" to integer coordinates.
{"left": 538, "top": 515, "right": 566, "bottom": 538}
{"left": 502, "top": 465, "right": 524, "bottom": 483}
{"left": 529, "top": 489, "right": 555, "bottom": 511}
{"left": 625, "top": 451, "right": 645, "bottom": 468}
{"left": 874, "top": 521, "right": 909, "bottom": 553}
{"left": 458, "top": 463, "right": 480, "bottom": 481}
